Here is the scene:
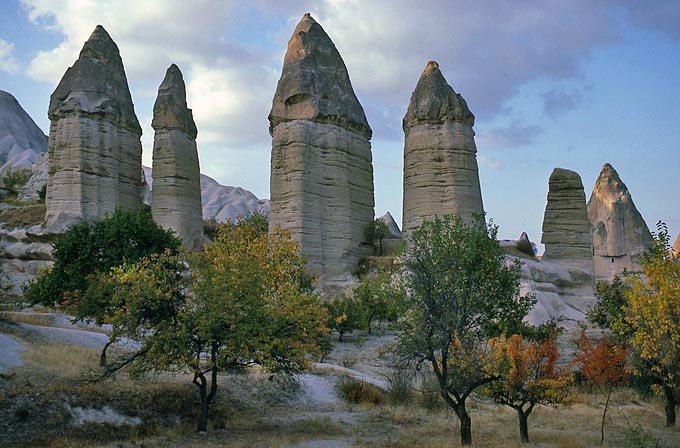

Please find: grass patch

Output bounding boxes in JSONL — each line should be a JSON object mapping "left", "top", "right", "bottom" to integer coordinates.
{"left": 338, "top": 377, "right": 383, "bottom": 405}
{"left": 0, "top": 203, "right": 45, "bottom": 229}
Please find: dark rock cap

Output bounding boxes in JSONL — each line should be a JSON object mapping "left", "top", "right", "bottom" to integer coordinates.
{"left": 152, "top": 64, "right": 197, "bottom": 138}
{"left": 268, "top": 13, "right": 371, "bottom": 139}
{"left": 49, "top": 25, "right": 141, "bottom": 133}
{"left": 403, "top": 61, "right": 474, "bottom": 131}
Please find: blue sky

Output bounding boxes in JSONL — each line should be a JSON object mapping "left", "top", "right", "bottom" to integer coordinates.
{"left": 0, "top": 0, "right": 678, "bottom": 247}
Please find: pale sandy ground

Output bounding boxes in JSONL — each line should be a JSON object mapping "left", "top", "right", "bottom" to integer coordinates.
{"left": 0, "top": 332, "right": 23, "bottom": 373}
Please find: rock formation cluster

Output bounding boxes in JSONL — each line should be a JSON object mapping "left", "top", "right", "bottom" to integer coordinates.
{"left": 401, "top": 61, "right": 483, "bottom": 235}
{"left": 44, "top": 25, "right": 142, "bottom": 231}
{"left": 268, "top": 13, "right": 374, "bottom": 283}
{"left": 151, "top": 64, "right": 203, "bottom": 250}
{"left": 587, "top": 163, "right": 653, "bottom": 280}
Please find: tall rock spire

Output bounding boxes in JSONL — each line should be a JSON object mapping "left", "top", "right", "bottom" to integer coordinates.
{"left": 151, "top": 64, "right": 203, "bottom": 250}
{"left": 541, "top": 168, "right": 593, "bottom": 261}
{"left": 268, "top": 13, "right": 375, "bottom": 285}
{"left": 401, "top": 61, "right": 483, "bottom": 235}
{"left": 587, "top": 163, "right": 653, "bottom": 280}
{"left": 45, "top": 25, "right": 142, "bottom": 230}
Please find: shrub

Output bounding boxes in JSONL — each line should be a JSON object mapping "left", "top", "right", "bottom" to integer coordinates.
{"left": 1, "top": 168, "right": 31, "bottom": 196}
{"left": 338, "top": 378, "right": 383, "bottom": 404}
{"left": 515, "top": 239, "right": 535, "bottom": 257}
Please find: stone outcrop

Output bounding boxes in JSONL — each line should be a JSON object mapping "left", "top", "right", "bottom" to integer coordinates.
{"left": 541, "top": 168, "right": 593, "bottom": 261}
{"left": 268, "top": 13, "right": 374, "bottom": 284}
{"left": 45, "top": 25, "right": 142, "bottom": 231}
{"left": 540, "top": 167, "right": 595, "bottom": 314}
{"left": 587, "top": 163, "right": 653, "bottom": 280}
{"left": 150, "top": 64, "right": 203, "bottom": 250}
{"left": 378, "top": 212, "right": 402, "bottom": 239}
{"left": 401, "top": 61, "right": 483, "bottom": 235}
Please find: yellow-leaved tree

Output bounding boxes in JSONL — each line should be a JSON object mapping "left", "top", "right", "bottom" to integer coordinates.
{"left": 624, "top": 222, "right": 680, "bottom": 427}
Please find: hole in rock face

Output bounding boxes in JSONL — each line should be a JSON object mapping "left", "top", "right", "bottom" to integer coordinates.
{"left": 285, "top": 93, "right": 310, "bottom": 105}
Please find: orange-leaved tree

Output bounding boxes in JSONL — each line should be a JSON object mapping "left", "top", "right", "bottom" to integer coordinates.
{"left": 573, "top": 332, "right": 628, "bottom": 444}
{"left": 486, "top": 334, "right": 572, "bottom": 443}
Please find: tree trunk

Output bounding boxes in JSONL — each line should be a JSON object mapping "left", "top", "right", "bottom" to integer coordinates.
{"left": 455, "top": 406, "right": 472, "bottom": 445}
{"left": 100, "top": 339, "right": 113, "bottom": 367}
{"left": 195, "top": 373, "right": 209, "bottom": 433}
{"left": 378, "top": 238, "right": 383, "bottom": 256}
{"left": 518, "top": 410, "right": 529, "bottom": 443}
{"left": 664, "top": 385, "right": 676, "bottom": 427}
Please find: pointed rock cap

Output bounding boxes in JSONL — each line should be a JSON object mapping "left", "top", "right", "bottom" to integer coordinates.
{"left": 378, "top": 211, "right": 402, "bottom": 238}
{"left": 269, "top": 13, "right": 371, "bottom": 139}
{"left": 0, "top": 90, "right": 48, "bottom": 155}
{"left": 591, "top": 163, "right": 629, "bottom": 203}
{"left": 152, "top": 64, "right": 197, "bottom": 138}
{"left": 403, "top": 60, "right": 474, "bottom": 132}
{"left": 49, "top": 25, "right": 141, "bottom": 133}
{"left": 518, "top": 232, "right": 530, "bottom": 243}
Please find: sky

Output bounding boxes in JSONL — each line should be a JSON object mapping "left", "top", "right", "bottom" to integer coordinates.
{"left": 0, "top": 0, "right": 678, "bottom": 248}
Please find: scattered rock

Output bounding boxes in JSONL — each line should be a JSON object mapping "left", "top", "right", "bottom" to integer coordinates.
{"left": 402, "top": 61, "right": 483, "bottom": 235}
{"left": 588, "top": 163, "right": 653, "bottom": 280}
{"left": 151, "top": 64, "right": 203, "bottom": 250}
{"left": 268, "top": 13, "right": 375, "bottom": 285}
{"left": 45, "top": 25, "right": 142, "bottom": 231}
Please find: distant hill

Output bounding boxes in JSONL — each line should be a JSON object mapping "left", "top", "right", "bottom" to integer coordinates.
{"left": 0, "top": 90, "right": 48, "bottom": 177}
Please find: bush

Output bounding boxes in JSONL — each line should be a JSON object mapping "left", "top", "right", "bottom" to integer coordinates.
{"left": 338, "top": 378, "right": 383, "bottom": 404}
{"left": 515, "top": 238, "right": 535, "bottom": 257}
{"left": 1, "top": 168, "right": 31, "bottom": 196}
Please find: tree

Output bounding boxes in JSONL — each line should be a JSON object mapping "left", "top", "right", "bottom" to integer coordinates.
{"left": 573, "top": 332, "right": 628, "bottom": 444}
{"left": 366, "top": 218, "right": 389, "bottom": 256}
{"left": 396, "top": 214, "right": 535, "bottom": 445}
{"left": 623, "top": 222, "right": 680, "bottom": 427}
{"left": 150, "top": 215, "right": 328, "bottom": 431}
{"left": 23, "top": 208, "right": 180, "bottom": 365}
{"left": 353, "top": 271, "right": 401, "bottom": 334}
{"left": 327, "top": 295, "right": 363, "bottom": 342}
{"left": 486, "top": 334, "right": 572, "bottom": 443}
{"left": 1, "top": 168, "right": 31, "bottom": 196}
{"left": 588, "top": 276, "right": 631, "bottom": 341}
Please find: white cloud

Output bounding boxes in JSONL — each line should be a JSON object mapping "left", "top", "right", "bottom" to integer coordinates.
{"left": 478, "top": 155, "right": 504, "bottom": 170}
{"left": 0, "top": 39, "right": 20, "bottom": 74}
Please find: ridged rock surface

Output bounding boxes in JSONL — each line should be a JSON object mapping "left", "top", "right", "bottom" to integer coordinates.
{"left": 151, "top": 64, "right": 203, "bottom": 250}
{"left": 587, "top": 163, "right": 653, "bottom": 280}
{"left": 401, "top": 61, "right": 483, "bottom": 235}
{"left": 268, "top": 13, "right": 374, "bottom": 284}
{"left": 541, "top": 168, "right": 593, "bottom": 261}
{"left": 540, "top": 168, "right": 595, "bottom": 313}
{"left": 45, "top": 25, "right": 142, "bottom": 231}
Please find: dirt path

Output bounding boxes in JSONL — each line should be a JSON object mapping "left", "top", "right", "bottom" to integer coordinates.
{"left": 0, "top": 332, "right": 24, "bottom": 373}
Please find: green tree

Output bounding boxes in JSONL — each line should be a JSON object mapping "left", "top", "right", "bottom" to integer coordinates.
{"left": 353, "top": 272, "right": 401, "bottom": 334}
{"left": 327, "top": 295, "right": 363, "bottom": 342}
{"left": 23, "top": 208, "right": 180, "bottom": 364}
{"left": 366, "top": 218, "right": 389, "bottom": 256}
{"left": 1, "top": 168, "right": 31, "bottom": 196}
{"left": 396, "top": 214, "right": 535, "bottom": 446}
{"left": 486, "top": 334, "right": 572, "bottom": 444}
{"left": 623, "top": 222, "right": 680, "bottom": 426}
{"left": 588, "top": 276, "right": 631, "bottom": 340}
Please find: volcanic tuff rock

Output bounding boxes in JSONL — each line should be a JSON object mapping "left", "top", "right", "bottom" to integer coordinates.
{"left": 0, "top": 90, "right": 47, "bottom": 161}
{"left": 673, "top": 233, "right": 680, "bottom": 256}
{"left": 268, "top": 13, "right": 375, "bottom": 284}
{"left": 378, "top": 212, "right": 402, "bottom": 239}
{"left": 540, "top": 168, "right": 595, "bottom": 313}
{"left": 151, "top": 64, "right": 203, "bottom": 250}
{"left": 541, "top": 168, "right": 593, "bottom": 261}
{"left": 587, "top": 163, "right": 653, "bottom": 280}
{"left": 401, "top": 61, "right": 483, "bottom": 235}
{"left": 45, "top": 25, "right": 142, "bottom": 231}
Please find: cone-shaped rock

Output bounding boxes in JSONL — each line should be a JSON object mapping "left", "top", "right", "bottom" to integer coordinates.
{"left": 378, "top": 212, "right": 402, "bottom": 239}
{"left": 151, "top": 64, "right": 203, "bottom": 250}
{"left": 45, "top": 25, "right": 142, "bottom": 230}
{"left": 402, "top": 61, "right": 483, "bottom": 235}
{"left": 268, "top": 13, "right": 375, "bottom": 284}
{"left": 587, "top": 163, "right": 653, "bottom": 280}
{"left": 541, "top": 168, "right": 593, "bottom": 261}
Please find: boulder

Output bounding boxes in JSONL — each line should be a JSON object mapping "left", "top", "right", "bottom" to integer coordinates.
{"left": 45, "top": 25, "right": 142, "bottom": 231}
{"left": 268, "top": 13, "right": 375, "bottom": 285}
{"left": 401, "top": 61, "right": 483, "bottom": 235}
{"left": 587, "top": 163, "right": 653, "bottom": 280}
{"left": 151, "top": 64, "right": 203, "bottom": 250}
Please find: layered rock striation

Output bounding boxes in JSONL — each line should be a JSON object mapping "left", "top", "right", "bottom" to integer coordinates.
{"left": 45, "top": 25, "right": 142, "bottom": 230}
{"left": 587, "top": 163, "right": 653, "bottom": 280}
{"left": 268, "top": 13, "right": 375, "bottom": 284}
{"left": 151, "top": 64, "right": 203, "bottom": 250}
{"left": 401, "top": 61, "right": 483, "bottom": 235}
{"left": 540, "top": 168, "right": 595, "bottom": 314}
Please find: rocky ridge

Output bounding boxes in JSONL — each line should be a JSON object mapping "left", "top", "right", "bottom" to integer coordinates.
{"left": 268, "top": 13, "right": 375, "bottom": 284}
{"left": 401, "top": 61, "right": 483, "bottom": 235}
